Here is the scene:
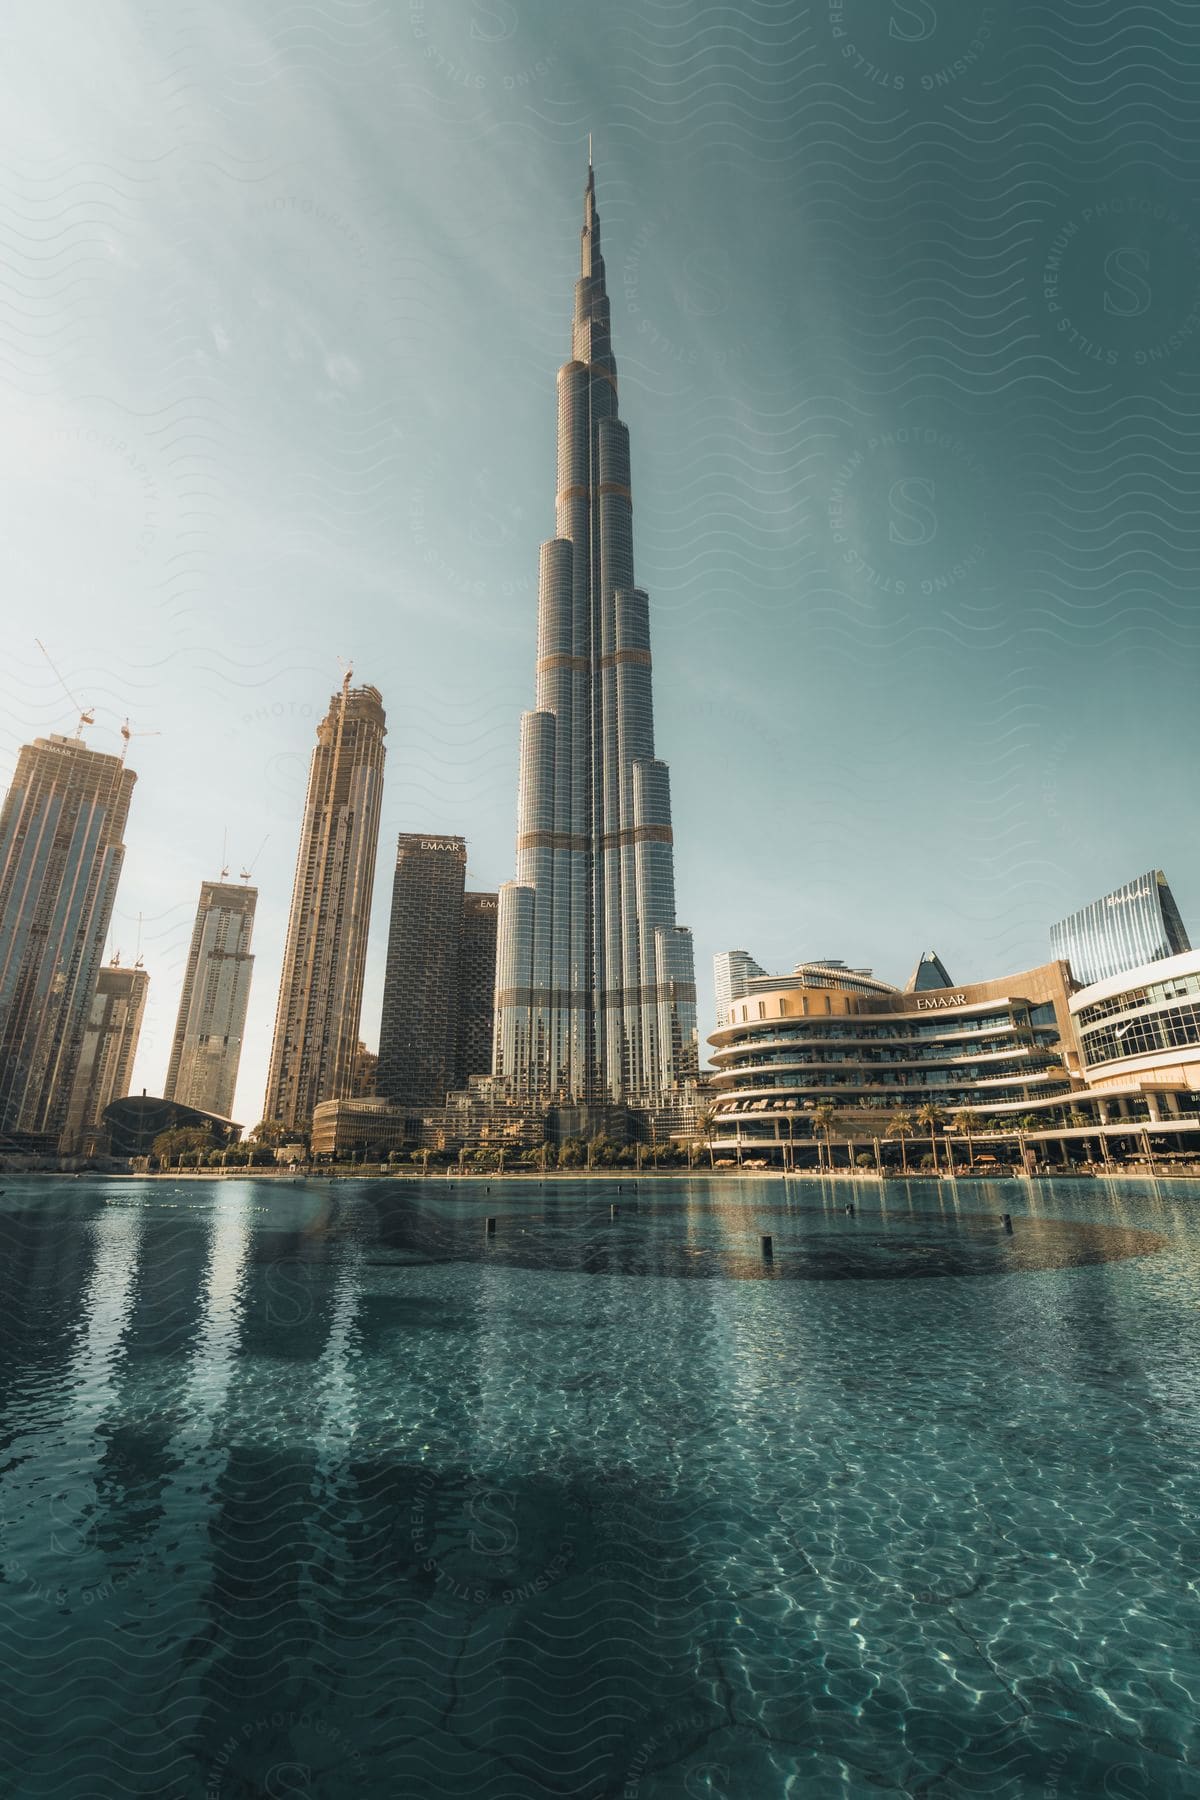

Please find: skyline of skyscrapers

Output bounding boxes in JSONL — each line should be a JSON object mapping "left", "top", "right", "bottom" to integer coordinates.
{"left": 1, "top": 155, "right": 1196, "bottom": 1155}
{"left": 163, "top": 879, "right": 257, "bottom": 1121}
{"left": 262, "top": 677, "right": 387, "bottom": 1133}
{"left": 494, "top": 157, "right": 698, "bottom": 1109}
{"left": 377, "top": 835, "right": 498, "bottom": 1113}
{"left": 61, "top": 959, "right": 149, "bottom": 1153}
{"left": 0, "top": 734, "right": 137, "bottom": 1143}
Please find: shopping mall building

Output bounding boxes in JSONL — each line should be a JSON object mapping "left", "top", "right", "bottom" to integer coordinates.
{"left": 705, "top": 943, "right": 1200, "bottom": 1170}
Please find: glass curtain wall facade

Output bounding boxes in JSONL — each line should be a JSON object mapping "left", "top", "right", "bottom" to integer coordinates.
{"left": 494, "top": 158, "right": 698, "bottom": 1106}
{"left": 1072, "top": 949, "right": 1200, "bottom": 1082}
{"left": 164, "top": 880, "right": 256, "bottom": 1121}
{"left": 1050, "top": 870, "right": 1190, "bottom": 987}
{"left": 0, "top": 735, "right": 136, "bottom": 1143}
{"left": 263, "top": 681, "right": 386, "bottom": 1133}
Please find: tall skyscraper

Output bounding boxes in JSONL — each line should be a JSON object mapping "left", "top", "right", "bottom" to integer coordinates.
{"left": 1050, "top": 869, "right": 1190, "bottom": 988}
{"left": 713, "top": 950, "right": 767, "bottom": 1025}
{"left": 262, "top": 679, "right": 386, "bottom": 1133}
{"left": 494, "top": 156, "right": 698, "bottom": 1107}
{"left": 457, "top": 891, "right": 499, "bottom": 1092}
{"left": 0, "top": 734, "right": 136, "bottom": 1144}
{"left": 377, "top": 834, "right": 498, "bottom": 1110}
{"left": 164, "top": 880, "right": 257, "bottom": 1120}
{"left": 62, "top": 960, "right": 149, "bottom": 1152}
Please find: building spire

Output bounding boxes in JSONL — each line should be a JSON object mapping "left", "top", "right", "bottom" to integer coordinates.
{"left": 493, "top": 158, "right": 699, "bottom": 1110}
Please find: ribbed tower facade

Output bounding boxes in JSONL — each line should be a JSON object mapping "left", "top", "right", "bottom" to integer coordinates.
{"left": 1050, "top": 869, "right": 1191, "bottom": 989}
{"left": 495, "top": 159, "right": 697, "bottom": 1106}
{"left": 164, "top": 880, "right": 257, "bottom": 1121}
{"left": 0, "top": 735, "right": 136, "bottom": 1143}
{"left": 263, "top": 680, "right": 386, "bottom": 1133}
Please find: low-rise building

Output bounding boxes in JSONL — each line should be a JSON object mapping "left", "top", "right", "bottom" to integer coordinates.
{"left": 1070, "top": 947, "right": 1200, "bottom": 1115}
{"left": 707, "top": 958, "right": 1077, "bottom": 1165}
{"left": 310, "top": 1096, "right": 418, "bottom": 1160}
{"left": 101, "top": 1095, "right": 241, "bottom": 1160}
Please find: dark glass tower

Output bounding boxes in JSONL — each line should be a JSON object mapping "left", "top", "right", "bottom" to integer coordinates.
{"left": 377, "top": 835, "right": 498, "bottom": 1111}
{"left": 1050, "top": 869, "right": 1191, "bottom": 987}
{"left": 494, "top": 156, "right": 698, "bottom": 1106}
{"left": 456, "top": 891, "right": 499, "bottom": 1090}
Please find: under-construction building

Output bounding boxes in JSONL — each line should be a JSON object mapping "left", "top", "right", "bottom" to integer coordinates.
{"left": 164, "top": 879, "right": 256, "bottom": 1121}
{"left": 61, "top": 959, "right": 149, "bottom": 1154}
{"left": 0, "top": 734, "right": 137, "bottom": 1146}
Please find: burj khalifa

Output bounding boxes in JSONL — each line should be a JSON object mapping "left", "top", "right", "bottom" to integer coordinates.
{"left": 494, "top": 154, "right": 698, "bottom": 1109}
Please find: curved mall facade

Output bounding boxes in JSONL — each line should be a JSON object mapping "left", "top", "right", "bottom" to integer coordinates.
{"left": 707, "top": 963, "right": 1076, "bottom": 1163}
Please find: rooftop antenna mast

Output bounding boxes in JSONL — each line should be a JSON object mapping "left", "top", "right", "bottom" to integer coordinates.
{"left": 34, "top": 638, "right": 94, "bottom": 739}
{"left": 220, "top": 827, "right": 229, "bottom": 881}
{"left": 134, "top": 912, "right": 144, "bottom": 969}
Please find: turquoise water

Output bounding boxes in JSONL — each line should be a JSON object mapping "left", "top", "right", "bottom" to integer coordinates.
{"left": 1, "top": 1174, "right": 1198, "bottom": 1798}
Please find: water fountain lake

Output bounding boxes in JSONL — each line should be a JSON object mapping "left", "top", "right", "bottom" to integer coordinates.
{"left": 1, "top": 1174, "right": 1197, "bottom": 1797}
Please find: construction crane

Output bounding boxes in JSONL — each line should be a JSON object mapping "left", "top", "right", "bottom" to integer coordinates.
{"left": 34, "top": 639, "right": 94, "bottom": 738}
{"left": 119, "top": 718, "right": 161, "bottom": 765}
{"left": 240, "top": 834, "right": 269, "bottom": 883}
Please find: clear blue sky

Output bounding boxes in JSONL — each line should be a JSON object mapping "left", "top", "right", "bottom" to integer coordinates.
{"left": 4, "top": 1, "right": 1199, "bottom": 1123}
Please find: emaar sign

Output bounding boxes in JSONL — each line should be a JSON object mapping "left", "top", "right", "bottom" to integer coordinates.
{"left": 915, "top": 993, "right": 969, "bottom": 1010}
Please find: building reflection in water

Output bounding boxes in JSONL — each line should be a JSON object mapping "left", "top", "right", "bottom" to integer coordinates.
{"left": 0, "top": 1199, "right": 144, "bottom": 1583}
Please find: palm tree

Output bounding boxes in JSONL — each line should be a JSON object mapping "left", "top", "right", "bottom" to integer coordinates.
{"left": 886, "top": 1110, "right": 915, "bottom": 1174}
{"left": 696, "top": 1107, "right": 718, "bottom": 1171}
{"left": 811, "top": 1101, "right": 838, "bottom": 1173}
{"left": 916, "top": 1103, "right": 946, "bottom": 1175}
{"left": 250, "top": 1119, "right": 288, "bottom": 1146}
{"left": 951, "top": 1110, "right": 976, "bottom": 1172}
